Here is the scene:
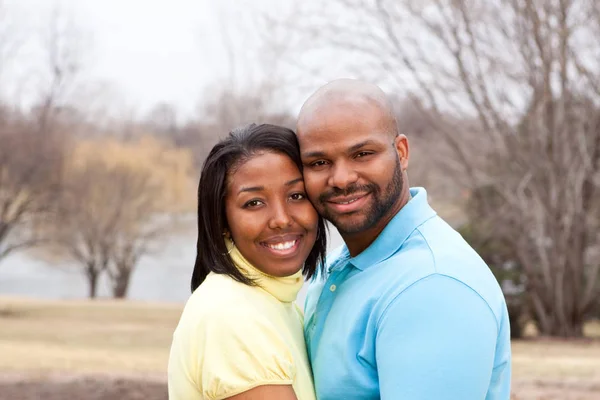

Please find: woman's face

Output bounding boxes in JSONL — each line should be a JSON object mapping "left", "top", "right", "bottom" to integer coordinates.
{"left": 225, "top": 151, "right": 319, "bottom": 277}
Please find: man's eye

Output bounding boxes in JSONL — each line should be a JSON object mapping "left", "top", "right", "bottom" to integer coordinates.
{"left": 311, "top": 160, "right": 327, "bottom": 167}
{"left": 356, "top": 151, "right": 372, "bottom": 158}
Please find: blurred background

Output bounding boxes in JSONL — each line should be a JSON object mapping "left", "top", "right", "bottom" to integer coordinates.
{"left": 0, "top": 0, "right": 599, "bottom": 399}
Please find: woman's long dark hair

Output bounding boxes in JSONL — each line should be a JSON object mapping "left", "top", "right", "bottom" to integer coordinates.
{"left": 190, "top": 123, "right": 327, "bottom": 292}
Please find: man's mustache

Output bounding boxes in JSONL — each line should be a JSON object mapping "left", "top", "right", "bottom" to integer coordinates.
{"left": 318, "top": 183, "right": 378, "bottom": 203}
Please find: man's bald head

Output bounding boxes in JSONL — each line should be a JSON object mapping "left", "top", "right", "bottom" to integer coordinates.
{"left": 297, "top": 79, "right": 399, "bottom": 138}
{"left": 295, "top": 79, "right": 410, "bottom": 252}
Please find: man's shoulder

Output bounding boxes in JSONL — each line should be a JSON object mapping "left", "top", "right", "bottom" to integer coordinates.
{"left": 404, "top": 215, "right": 498, "bottom": 284}
{"left": 407, "top": 216, "right": 507, "bottom": 324}
{"left": 372, "top": 216, "right": 506, "bottom": 323}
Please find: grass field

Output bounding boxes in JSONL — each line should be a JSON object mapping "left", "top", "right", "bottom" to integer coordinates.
{"left": 1, "top": 296, "right": 599, "bottom": 400}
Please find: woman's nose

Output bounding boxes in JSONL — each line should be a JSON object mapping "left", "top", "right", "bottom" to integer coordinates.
{"left": 268, "top": 202, "right": 293, "bottom": 229}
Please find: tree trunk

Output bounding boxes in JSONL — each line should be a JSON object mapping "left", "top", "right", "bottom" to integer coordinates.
{"left": 532, "top": 290, "right": 586, "bottom": 338}
{"left": 546, "top": 319, "right": 584, "bottom": 338}
{"left": 87, "top": 269, "right": 98, "bottom": 299}
{"left": 111, "top": 265, "right": 131, "bottom": 299}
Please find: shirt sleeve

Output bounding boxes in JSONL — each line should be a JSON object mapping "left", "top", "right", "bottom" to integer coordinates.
{"left": 376, "top": 274, "right": 498, "bottom": 400}
{"left": 192, "top": 306, "right": 295, "bottom": 400}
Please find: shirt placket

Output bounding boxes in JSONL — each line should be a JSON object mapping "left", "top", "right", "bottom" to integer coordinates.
{"left": 307, "top": 262, "right": 352, "bottom": 363}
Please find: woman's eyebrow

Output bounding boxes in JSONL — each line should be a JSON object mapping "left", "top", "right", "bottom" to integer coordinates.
{"left": 238, "top": 177, "right": 302, "bottom": 194}
{"left": 238, "top": 185, "right": 264, "bottom": 194}
{"left": 286, "top": 177, "right": 303, "bottom": 186}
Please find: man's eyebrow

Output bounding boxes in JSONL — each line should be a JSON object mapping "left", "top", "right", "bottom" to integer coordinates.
{"left": 302, "top": 150, "right": 326, "bottom": 159}
{"left": 347, "top": 140, "right": 378, "bottom": 153}
{"left": 303, "top": 140, "right": 380, "bottom": 159}
{"left": 286, "top": 177, "right": 303, "bottom": 186}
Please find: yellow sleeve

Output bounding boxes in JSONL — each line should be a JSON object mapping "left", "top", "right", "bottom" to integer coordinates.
{"left": 169, "top": 305, "right": 296, "bottom": 400}
{"left": 168, "top": 326, "right": 202, "bottom": 399}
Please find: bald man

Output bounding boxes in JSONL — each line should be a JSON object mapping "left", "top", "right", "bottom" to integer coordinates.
{"left": 297, "top": 79, "right": 511, "bottom": 400}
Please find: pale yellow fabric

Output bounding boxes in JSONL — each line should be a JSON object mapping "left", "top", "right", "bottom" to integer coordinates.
{"left": 167, "top": 244, "right": 316, "bottom": 400}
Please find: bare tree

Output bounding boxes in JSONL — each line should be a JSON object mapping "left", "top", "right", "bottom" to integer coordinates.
{"left": 177, "top": 84, "right": 296, "bottom": 170}
{"left": 104, "top": 167, "right": 165, "bottom": 299}
{"left": 54, "top": 160, "right": 112, "bottom": 298}
{"left": 54, "top": 160, "right": 165, "bottom": 299}
{"left": 0, "top": 5, "right": 87, "bottom": 265}
{"left": 48, "top": 132, "right": 193, "bottom": 299}
{"left": 0, "top": 1, "right": 24, "bottom": 88}
{"left": 292, "top": 0, "right": 600, "bottom": 337}
{"left": 35, "top": 5, "right": 89, "bottom": 132}
{"left": 0, "top": 111, "right": 64, "bottom": 261}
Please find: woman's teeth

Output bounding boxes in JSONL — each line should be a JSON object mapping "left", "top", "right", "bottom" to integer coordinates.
{"left": 267, "top": 240, "right": 297, "bottom": 250}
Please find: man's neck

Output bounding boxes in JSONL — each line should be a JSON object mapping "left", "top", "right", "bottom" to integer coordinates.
{"left": 343, "top": 190, "right": 412, "bottom": 257}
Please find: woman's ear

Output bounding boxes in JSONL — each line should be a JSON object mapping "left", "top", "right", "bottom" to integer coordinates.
{"left": 223, "top": 231, "right": 234, "bottom": 245}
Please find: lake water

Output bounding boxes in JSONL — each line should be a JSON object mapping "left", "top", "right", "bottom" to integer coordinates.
{"left": 0, "top": 226, "right": 344, "bottom": 306}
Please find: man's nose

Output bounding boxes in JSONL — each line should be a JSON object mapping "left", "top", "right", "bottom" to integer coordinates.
{"left": 328, "top": 162, "right": 359, "bottom": 190}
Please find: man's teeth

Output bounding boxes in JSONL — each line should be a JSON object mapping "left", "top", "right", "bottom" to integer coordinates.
{"left": 267, "top": 240, "right": 297, "bottom": 250}
{"left": 337, "top": 198, "right": 358, "bottom": 205}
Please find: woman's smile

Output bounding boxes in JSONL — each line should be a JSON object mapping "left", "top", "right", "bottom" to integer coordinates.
{"left": 225, "top": 151, "right": 319, "bottom": 278}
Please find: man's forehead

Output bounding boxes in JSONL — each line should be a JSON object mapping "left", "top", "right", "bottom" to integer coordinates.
{"left": 299, "top": 96, "right": 379, "bottom": 128}
{"left": 299, "top": 133, "right": 388, "bottom": 158}
{"left": 299, "top": 103, "right": 386, "bottom": 136}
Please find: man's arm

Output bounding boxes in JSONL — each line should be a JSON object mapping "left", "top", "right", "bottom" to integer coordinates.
{"left": 376, "top": 274, "right": 498, "bottom": 399}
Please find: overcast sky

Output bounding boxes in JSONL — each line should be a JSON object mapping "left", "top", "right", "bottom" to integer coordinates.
{"left": 2, "top": 0, "right": 305, "bottom": 119}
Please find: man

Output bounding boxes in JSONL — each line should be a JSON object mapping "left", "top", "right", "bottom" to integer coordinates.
{"left": 296, "top": 79, "right": 511, "bottom": 399}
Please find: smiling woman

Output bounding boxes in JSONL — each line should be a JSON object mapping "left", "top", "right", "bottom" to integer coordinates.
{"left": 167, "top": 123, "right": 326, "bottom": 400}
{"left": 225, "top": 152, "right": 319, "bottom": 278}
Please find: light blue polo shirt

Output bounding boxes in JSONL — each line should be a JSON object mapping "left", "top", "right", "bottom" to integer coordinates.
{"left": 305, "top": 187, "right": 511, "bottom": 400}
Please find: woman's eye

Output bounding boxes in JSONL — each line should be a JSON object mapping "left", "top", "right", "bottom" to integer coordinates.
{"left": 244, "top": 200, "right": 263, "bottom": 208}
{"left": 290, "top": 193, "right": 306, "bottom": 201}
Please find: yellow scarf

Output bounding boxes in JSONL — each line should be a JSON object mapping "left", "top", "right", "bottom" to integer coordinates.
{"left": 227, "top": 240, "right": 304, "bottom": 303}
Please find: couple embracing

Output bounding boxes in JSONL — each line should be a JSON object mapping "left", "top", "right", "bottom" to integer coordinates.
{"left": 168, "top": 80, "right": 512, "bottom": 400}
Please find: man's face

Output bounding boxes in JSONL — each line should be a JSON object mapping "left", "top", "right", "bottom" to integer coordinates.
{"left": 297, "top": 102, "right": 408, "bottom": 235}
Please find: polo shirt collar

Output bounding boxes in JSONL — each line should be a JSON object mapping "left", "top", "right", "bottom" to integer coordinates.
{"left": 330, "top": 187, "right": 436, "bottom": 272}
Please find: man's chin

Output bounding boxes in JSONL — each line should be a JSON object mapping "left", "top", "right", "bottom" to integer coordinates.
{"left": 328, "top": 214, "right": 372, "bottom": 236}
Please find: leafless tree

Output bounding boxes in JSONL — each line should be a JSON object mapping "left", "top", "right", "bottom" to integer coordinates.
{"left": 0, "top": 111, "right": 64, "bottom": 261}
{"left": 292, "top": 0, "right": 600, "bottom": 337}
{"left": 104, "top": 167, "right": 165, "bottom": 299}
{"left": 0, "top": 1, "right": 24, "bottom": 87}
{"left": 54, "top": 160, "right": 112, "bottom": 298}
{"left": 177, "top": 84, "right": 296, "bottom": 170}
{"left": 54, "top": 160, "right": 165, "bottom": 299}
{"left": 35, "top": 5, "right": 89, "bottom": 132}
{"left": 0, "top": 5, "right": 86, "bottom": 264}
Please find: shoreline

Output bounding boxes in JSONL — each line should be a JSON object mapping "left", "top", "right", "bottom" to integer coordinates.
{"left": 0, "top": 295, "right": 186, "bottom": 309}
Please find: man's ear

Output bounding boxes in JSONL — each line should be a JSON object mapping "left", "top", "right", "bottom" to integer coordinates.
{"left": 394, "top": 134, "right": 409, "bottom": 170}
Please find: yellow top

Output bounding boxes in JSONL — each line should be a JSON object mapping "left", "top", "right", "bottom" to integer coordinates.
{"left": 167, "top": 244, "right": 316, "bottom": 400}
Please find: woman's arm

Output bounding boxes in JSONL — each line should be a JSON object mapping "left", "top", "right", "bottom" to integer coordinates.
{"left": 226, "top": 384, "right": 298, "bottom": 400}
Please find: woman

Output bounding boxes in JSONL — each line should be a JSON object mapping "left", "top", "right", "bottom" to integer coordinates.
{"left": 168, "top": 123, "right": 327, "bottom": 400}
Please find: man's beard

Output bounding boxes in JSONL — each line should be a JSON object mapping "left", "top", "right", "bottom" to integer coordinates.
{"left": 318, "top": 157, "right": 404, "bottom": 235}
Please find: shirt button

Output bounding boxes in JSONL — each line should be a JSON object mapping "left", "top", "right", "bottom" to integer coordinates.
{"left": 329, "top": 284, "right": 337, "bottom": 292}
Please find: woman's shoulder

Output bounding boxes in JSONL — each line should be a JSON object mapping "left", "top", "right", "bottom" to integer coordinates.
{"left": 192, "top": 272, "right": 263, "bottom": 303}
{"left": 180, "top": 273, "right": 273, "bottom": 325}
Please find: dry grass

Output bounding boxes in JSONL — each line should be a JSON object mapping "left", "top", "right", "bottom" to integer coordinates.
{"left": 0, "top": 296, "right": 182, "bottom": 376}
{"left": 1, "top": 296, "right": 600, "bottom": 399}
